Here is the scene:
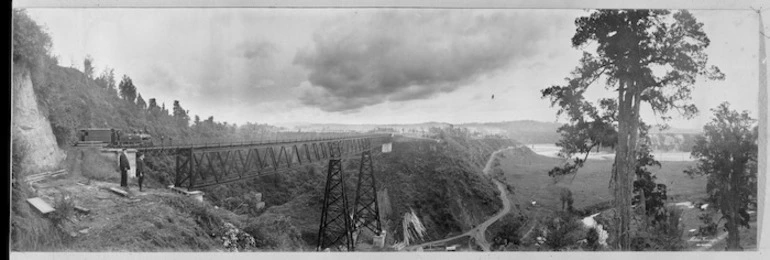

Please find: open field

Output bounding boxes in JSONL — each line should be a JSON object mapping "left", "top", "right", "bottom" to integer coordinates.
{"left": 494, "top": 145, "right": 758, "bottom": 251}
{"left": 497, "top": 146, "right": 706, "bottom": 212}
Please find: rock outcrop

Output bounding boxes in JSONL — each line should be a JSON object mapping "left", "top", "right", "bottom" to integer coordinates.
{"left": 12, "top": 63, "right": 65, "bottom": 174}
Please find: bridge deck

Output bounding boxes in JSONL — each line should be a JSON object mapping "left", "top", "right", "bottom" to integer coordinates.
{"left": 137, "top": 133, "right": 391, "bottom": 152}
{"left": 139, "top": 133, "right": 392, "bottom": 189}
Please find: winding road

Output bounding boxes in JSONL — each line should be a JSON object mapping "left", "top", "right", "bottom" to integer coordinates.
{"left": 405, "top": 148, "right": 515, "bottom": 251}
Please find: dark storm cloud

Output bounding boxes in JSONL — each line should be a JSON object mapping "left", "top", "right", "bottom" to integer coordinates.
{"left": 294, "top": 10, "right": 563, "bottom": 112}
{"left": 192, "top": 39, "right": 303, "bottom": 103}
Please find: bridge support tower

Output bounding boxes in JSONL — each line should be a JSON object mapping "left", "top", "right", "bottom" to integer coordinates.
{"left": 353, "top": 150, "right": 382, "bottom": 238}
{"left": 316, "top": 142, "right": 354, "bottom": 251}
{"left": 317, "top": 146, "right": 384, "bottom": 251}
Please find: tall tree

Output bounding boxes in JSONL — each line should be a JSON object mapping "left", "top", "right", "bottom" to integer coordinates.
{"left": 118, "top": 75, "right": 137, "bottom": 103}
{"left": 172, "top": 100, "right": 190, "bottom": 127}
{"left": 136, "top": 93, "right": 147, "bottom": 110}
{"left": 686, "top": 103, "right": 758, "bottom": 250}
{"left": 95, "top": 68, "right": 117, "bottom": 96}
{"left": 83, "top": 55, "right": 94, "bottom": 79}
{"left": 106, "top": 69, "right": 116, "bottom": 91}
{"left": 541, "top": 10, "right": 723, "bottom": 249}
{"left": 148, "top": 98, "right": 158, "bottom": 110}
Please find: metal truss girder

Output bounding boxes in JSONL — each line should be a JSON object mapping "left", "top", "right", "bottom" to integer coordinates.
{"left": 144, "top": 135, "right": 391, "bottom": 190}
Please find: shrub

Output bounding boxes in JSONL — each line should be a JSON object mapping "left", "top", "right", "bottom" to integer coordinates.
{"left": 696, "top": 212, "right": 718, "bottom": 237}
{"left": 585, "top": 227, "right": 601, "bottom": 251}
{"left": 48, "top": 192, "right": 75, "bottom": 228}
{"left": 221, "top": 223, "right": 256, "bottom": 252}
{"left": 543, "top": 212, "right": 583, "bottom": 250}
{"left": 243, "top": 214, "right": 304, "bottom": 250}
{"left": 631, "top": 206, "right": 685, "bottom": 251}
{"left": 12, "top": 9, "right": 52, "bottom": 69}
{"left": 490, "top": 214, "right": 526, "bottom": 250}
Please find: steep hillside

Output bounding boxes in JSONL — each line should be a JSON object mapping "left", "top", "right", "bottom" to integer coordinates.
{"left": 31, "top": 62, "right": 182, "bottom": 146}
{"left": 12, "top": 63, "right": 65, "bottom": 174}
{"left": 374, "top": 135, "right": 517, "bottom": 243}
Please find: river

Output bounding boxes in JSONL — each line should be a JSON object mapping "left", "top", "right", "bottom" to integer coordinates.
{"left": 526, "top": 143, "right": 695, "bottom": 162}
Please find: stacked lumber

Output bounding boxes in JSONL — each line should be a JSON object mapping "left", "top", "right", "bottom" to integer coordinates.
{"left": 24, "top": 169, "right": 67, "bottom": 184}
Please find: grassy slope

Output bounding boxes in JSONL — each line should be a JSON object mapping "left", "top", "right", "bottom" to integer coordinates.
{"left": 11, "top": 146, "right": 271, "bottom": 252}
{"left": 26, "top": 172, "right": 249, "bottom": 251}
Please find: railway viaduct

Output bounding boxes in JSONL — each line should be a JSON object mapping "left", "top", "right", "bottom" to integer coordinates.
{"left": 137, "top": 133, "right": 393, "bottom": 251}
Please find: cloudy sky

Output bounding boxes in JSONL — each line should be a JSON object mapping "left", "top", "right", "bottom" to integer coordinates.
{"left": 25, "top": 8, "right": 764, "bottom": 129}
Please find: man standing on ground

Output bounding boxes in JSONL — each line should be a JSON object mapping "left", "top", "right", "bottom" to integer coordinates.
{"left": 136, "top": 152, "right": 146, "bottom": 192}
{"left": 119, "top": 148, "right": 130, "bottom": 188}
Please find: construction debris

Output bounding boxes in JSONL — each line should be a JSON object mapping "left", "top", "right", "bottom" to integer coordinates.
{"left": 402, "top": 208, "right": 427, "bottom": 245}
{"left": 24, "top": 169, "right": 67, "bottom": 184}
{"left": 27, "top": 197, "right": 55, "bottom": 214}
{"left": 108, "top": 187, "right": 129, "bottom": 197}
{"left": 74, "top": 205, "right": 91, "bottom": 214}
{"left": 373, "top": 230, "right": 386, "bottom": 248}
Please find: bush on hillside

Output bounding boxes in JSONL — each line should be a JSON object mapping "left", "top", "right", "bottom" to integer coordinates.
{"left": 696, "top": 211, "right": 718, "bottom": 237}
{"left": 585, "top": 227, "right": 601, "bottom": 251}
{"left": 243, "top": 214, "right": 305, "bottom": 250}
{"left": 542, "top": 212, "right": 583, "bottom": 250}
{"left": 630, "top": 206, "right": 685, "bottom": 251}
{"left": 221, "top": 222, "right": 257, "bottom": 252}
{"left": 12, "top": 9, "right": 52, "bottom": 70}
{"left": 48, "top": 192, "right": 76, "bottom": 228}
{"left": 490, "top": 214, "right": 527, "bottom": 250}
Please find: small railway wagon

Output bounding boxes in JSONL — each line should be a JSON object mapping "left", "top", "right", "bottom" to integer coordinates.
{"left": 78, "top": 128, "right": 113, "bottom": 143}
{"left": 76, "top": 128, "right": 153, "bottom": 147}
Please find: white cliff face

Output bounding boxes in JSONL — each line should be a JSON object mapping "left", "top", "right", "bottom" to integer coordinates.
{"left": 12, "top": 64, "right": 65, "bottom": 174}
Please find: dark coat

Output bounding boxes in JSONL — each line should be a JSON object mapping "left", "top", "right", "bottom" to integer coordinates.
{"left": 119, "top": 152, "right": 131, "bottom": 171}
{"left": 136, "top": 158, "right": 145, "bottom": 177}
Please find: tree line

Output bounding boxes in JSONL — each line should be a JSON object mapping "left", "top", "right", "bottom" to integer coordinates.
{"left": 13, "top": 9, "right": 281, "bottom": 147}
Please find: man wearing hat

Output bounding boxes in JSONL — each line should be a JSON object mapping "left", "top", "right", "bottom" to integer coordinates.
{"left": 119, "top": 148, "right": 131, "bottom": 188}
{"left": 136, "top": 152, "right": 146, "bottom": 192}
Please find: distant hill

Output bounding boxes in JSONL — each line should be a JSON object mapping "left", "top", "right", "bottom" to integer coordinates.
{"left": 459, "top": 120, "right": 563, "bottom": 144}
{"left": 281, "top": 120, "right": 563, "bottom": 144}
{"left": 283, "top": 120, "right": 702, "bottom": 151}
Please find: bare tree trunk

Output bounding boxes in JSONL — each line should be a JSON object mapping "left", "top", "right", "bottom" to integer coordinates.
{"left": 726, "top": 204, "right": 741, "bottom": 250}
{"left": 613, "top": 78, "right": 643, "bottom": 250}
{"left": 628, "top": 84, "right": 643, "bottom": 229}
{"left": 613, "top": 79, "right": 630, "bottom": 250}
{"left": 726, "top": 163, "right": 744, "bottom": 250}
{"left": 628, "top": 87, "right": 642, "bottom": 173}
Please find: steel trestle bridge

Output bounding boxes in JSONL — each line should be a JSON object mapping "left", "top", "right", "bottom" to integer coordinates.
{"left": 138, "top": 133, "right": 392, "bottom": 251}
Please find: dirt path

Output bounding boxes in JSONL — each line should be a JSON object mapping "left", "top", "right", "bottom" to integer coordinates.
{"left": 406, "top": 148, "right": 514, "bottom": 251}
